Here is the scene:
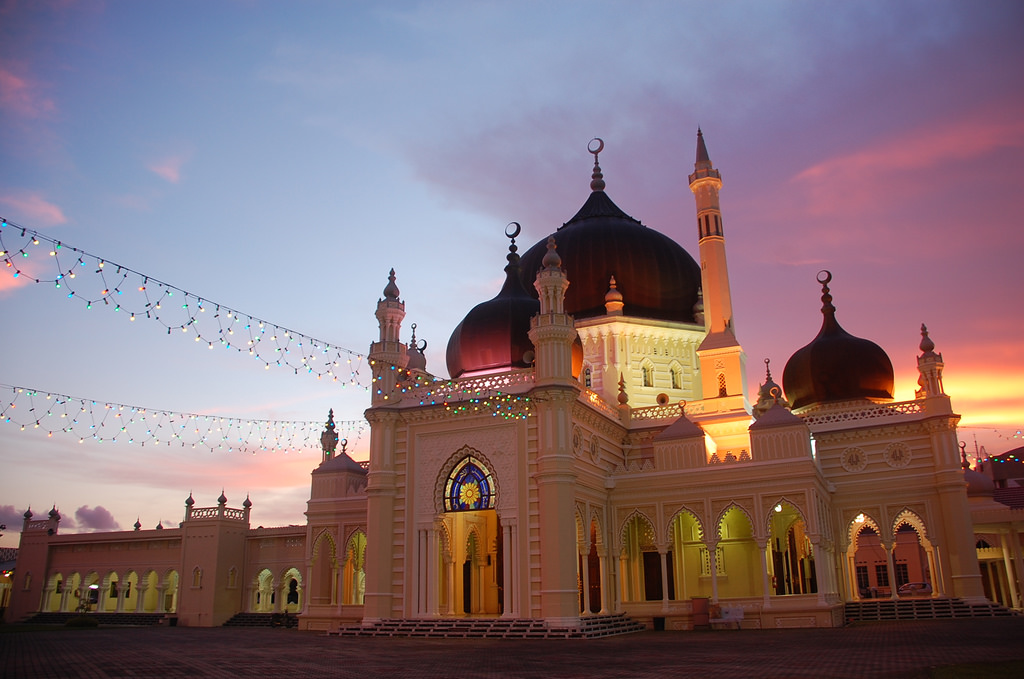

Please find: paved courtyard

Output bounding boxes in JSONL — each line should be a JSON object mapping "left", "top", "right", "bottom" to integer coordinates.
{"left": 3, "top": 617, "right": 1024, "bottom": 678}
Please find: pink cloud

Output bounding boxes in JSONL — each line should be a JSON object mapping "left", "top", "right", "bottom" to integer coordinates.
{"left": 74, "top": 505, "right": 120, "bottom": 532}
{"left": 0, "top": 191, "right": 67, "bottom": 226}
{"left": 147, "top": 152, "right": 192, "bottom": 184}
{"left": 793, "top": 107, "right": 1024, "bottom": 217}
{"left": 0, "top": 68, "right": 56, "bottom": 119}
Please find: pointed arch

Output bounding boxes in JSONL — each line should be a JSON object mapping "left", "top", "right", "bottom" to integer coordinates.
{"left": 891, "top": 508, "right": 928, "bottom": 540}
{"left": 434, "top": 445, "right": 500, "bottom": 514}
{"left": 715, "top": 503, "right": 754, "bottom": 540}
{"left": 763, "top": 498, "right": 807, "bottom": 537}
{"left": 311, "top": 528, "right": 338, "bottom": 561}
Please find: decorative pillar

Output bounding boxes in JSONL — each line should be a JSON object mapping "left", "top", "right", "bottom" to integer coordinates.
{"left": 497, "top": 522, "right": 509, "bottom": 618}
{"left": 659, "top": 550, "right": 670, "bottom": 610}
{"left": 999, "top": 532, "right": 1020, "bottom": 608}
{"left": 708, "top": 542, "right": 720, "bottom": 604}
{"left": 759, "top": 543, "right": 772, "bottom": 610}
{"left": 598, "top": 548, "right": 610, "bottom": 614}
{"left": 884, "top": 544, "right": 898, "bottom": 600}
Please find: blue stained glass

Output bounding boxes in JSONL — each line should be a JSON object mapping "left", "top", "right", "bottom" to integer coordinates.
{"left": 444, "top": 456, "right": 495, "bottom": 512}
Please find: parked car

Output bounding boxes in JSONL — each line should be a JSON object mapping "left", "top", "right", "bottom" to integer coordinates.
{"left": 898, "top": 582, "right": 932, "bottom": 596}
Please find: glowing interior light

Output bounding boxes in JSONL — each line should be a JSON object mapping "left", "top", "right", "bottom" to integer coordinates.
{"left": 775, "top": 504, "right": 783, "bottom": 512}
{"left": 855, "top": 513, "right": 866, "bottom": 523}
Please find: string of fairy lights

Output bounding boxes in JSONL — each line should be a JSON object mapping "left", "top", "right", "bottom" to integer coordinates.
{"left": 0, "top": 216, "right": 536, "bottom": 449}
{"left": 0, "top": 384, "right": 365, "bottom": 453}
{"left": 0, "top": 217, "right": 367, "bottom": 383}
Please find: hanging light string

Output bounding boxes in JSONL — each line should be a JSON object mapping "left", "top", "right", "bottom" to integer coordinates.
{"left": 2, "top": 217, "right": 534, "bottom": 419}
{"left": 0, "top": 217, "right": 366, "bottom": 383}
{"left": 0, "top": 383, "right": 365, "bottom": 453}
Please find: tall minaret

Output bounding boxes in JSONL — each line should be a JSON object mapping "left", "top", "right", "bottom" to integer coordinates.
{"left": 688, "top": 129, "right": 748, "bottom": 408}
{"left": 689, "top": 128, "right": 734, "bottom": 336}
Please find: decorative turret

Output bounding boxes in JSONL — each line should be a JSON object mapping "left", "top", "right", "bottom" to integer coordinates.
{"left": 528, "top": 235, "right": 581, "bottom": 383}
{"left": 604, "top": 276, "right": 624, "bottom": 315}
{"left": 915, "top": 324, "right": 945, "bottom": 398}
{"left": 370, "top": 268, "right": 409, "bottom": 404}
{"left": 218, "top": 490, "right": 227, "bottom": 506}
{"left": 134, "top": 518, "right": 142, "bottom": 531}
{"left": 320, "top": 409, "right": 339, "bottom": 462}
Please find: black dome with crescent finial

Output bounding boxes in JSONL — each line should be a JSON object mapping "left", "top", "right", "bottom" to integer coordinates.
{"left": 782, "top": 271, "right": 894, "bottom": 410}
{"left": 445, "top": 224, "right": 541, "bottom": 378}
{"left": 518, "top": 139, "right": 702, "bottom": 323}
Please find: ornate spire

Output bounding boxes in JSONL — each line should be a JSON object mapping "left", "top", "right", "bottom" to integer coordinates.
{"left": 134, "top": 518, "right": 142, "bottom": 531}
{"left": 916, "top": 322, "right": 945, "bottom": 398}
{"left": 541, "top": 234, "right": 561, "bottom": 270}
{"left": 919, "top": 323, "right": 936, "bottom": 354}
{"left": 321, "top": 409, "right": 339, "bottom": 460}
{"left": 218, "top": 490, "right": 227, "bottom": 505}
{"left": 589, "top": 138, "right": 606, "bottom": 192}
{"left": 604, "top": 275, "right": 624, "bottom": 315}
{"left": 382, "top": 268, "right": 400, "bottom": 300}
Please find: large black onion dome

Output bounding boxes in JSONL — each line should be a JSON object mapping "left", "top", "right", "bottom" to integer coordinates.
{"left": 446, "top": 230, "right": 540, "bottom": 378}
{"left": 782, "top": 271, "right": 894, "bottom": 410}
{"left": 518, "top": 186, "right": 701, "bottom": 323}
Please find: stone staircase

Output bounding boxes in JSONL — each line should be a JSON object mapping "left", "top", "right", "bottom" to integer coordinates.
{"left": 844, "top": 597, "right": 1019, "bottom": 623}
{"left": 222, "top": 612, "right": 298, "bottom": 628}
{"left": 21, "top": 612, "right": 165, "bottom": 626}
{"left": 327, "top": 613, "right": 645, "bottom": 639}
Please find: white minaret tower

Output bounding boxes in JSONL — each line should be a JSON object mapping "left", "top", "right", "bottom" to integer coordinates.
{"left": 688, "top": 129, "right": 749, "bottom": 410}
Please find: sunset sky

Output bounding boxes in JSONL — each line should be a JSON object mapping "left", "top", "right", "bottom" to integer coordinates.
{"left": 2, "top": 1, "right": 1022, "bottom": 547}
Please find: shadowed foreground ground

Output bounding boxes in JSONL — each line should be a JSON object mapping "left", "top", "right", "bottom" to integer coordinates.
{"left": 3, "top": 617, "right": 1024, "bottom": 678}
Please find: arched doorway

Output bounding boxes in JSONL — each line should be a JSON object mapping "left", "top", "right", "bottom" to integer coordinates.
{"left": 342, "top": 531, "right": 366, "bottom": 605}
{"left": 253, "top": 569, "right": 275, "bottom": 612}
{"left": 891, "top": 510, "right": 936, "bottom": 597}
{"left": 716, "top": 505, "right": 759, "bottom": 598}
{"left": 766, "top": 501, "right": 816, "bottom": 596}
{"left": 578, "top": 515, "right": 603, "bottom": 614}
{"left": 668, "top": 509, "right": 705, "bottom": 600}
{"left": 848, "top": 513, "right": 887, "bottom": 599}
{"left": 441, "top": 454, "right": 500, "bottom": 616}
{"left": 620, "top": 512, "right": 659, "bottom": 602}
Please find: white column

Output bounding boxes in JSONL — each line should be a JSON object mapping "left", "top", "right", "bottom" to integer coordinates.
{"left": 446, "top": 560, "right": 456, "bottom": 616}
{"left": 598, "top": 550, "right": 609, "bottom": 614}
{"left": 885, "top": 545, "right": 898, "bottom": 600}
{"left": 428, "top": 525, "right": 440, "bottom": 616}
{"left": 709, "top": 543, "right": 720, "bottom": 604}
{"left": 156, "top": 586, "right": 167, "bottom": 613}
{"left": 759, "top": 544, "right": 772, "bottom": 610}
{"left": 619, "top": 554, "right": 629, "bottom": 604}
{"left": 1010, "top": 528, "right": 1024, "bottom": 608}
{"left": 581, "top": 548, "right": 592, "bottom": 615}
{"left": 659, "top": 550, "right": 670, "bottom": 610}
{"left": 501, "top": 523, "right": 513, "bottom": 618}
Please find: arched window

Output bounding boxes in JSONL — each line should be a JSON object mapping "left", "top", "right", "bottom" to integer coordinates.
{"left": 583, "top": 366, "right": 593, "bottom": 389}
{"left": 642, "top": 364, "right": 654, "bottom": 388}
{"left": 670, "top": 367, "right": 681, "bottom": 390}
{"left": 192, "top": 567, "right": 202, "bottom": 589}
{"left": 444, "top": 456, "right": 495, "bottom": 512}
{"left": 717, "top": 372, "right": 727, "bottom": 397}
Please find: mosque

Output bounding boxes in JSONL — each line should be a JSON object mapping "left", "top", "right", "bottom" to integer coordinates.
{"left": 5, "top": 132, "right": 1023, "bottom": 632}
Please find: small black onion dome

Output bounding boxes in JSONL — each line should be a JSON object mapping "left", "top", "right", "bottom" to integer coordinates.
{"left": 242, "top": 495, "right": 252, "bottom": 508}
{"left": 446, "top": 231, "right": 540, "bottom": 378}
{"left": 314, "top": 452, "right": 368, "bottom": 475}
{"left": 783, "top": 271, "right": 894, "bottom": 410}
{"left": 964, "top": 468, "right": 994, "bottom": 497}
{"left": 218, "top": 490, "right": 227, "bottom": 505}
{"left": 518, "top": 142, "right": 701, "bottom": 323}
{"left": 185, "top": 493, "right": 195, "bottom": 507}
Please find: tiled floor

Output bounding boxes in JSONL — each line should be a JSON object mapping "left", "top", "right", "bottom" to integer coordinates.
{"left": 3, "top": 617, "right": 1024, "bottom": 678}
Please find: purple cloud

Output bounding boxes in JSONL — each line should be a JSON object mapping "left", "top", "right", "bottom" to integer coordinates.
{"left": 74, "top": 505, "right": 120, "bottom": 532}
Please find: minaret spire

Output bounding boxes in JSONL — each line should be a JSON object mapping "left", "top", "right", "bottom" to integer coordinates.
{"left": 688, "top": 128, "right": 748, "bottom": 409}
